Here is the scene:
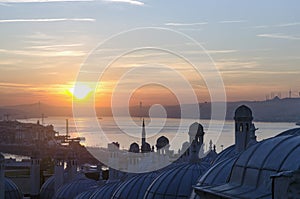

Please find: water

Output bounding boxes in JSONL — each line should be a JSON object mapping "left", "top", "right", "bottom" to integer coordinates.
{"left": 18, "top": 117, "right": 297, "bottom": 153}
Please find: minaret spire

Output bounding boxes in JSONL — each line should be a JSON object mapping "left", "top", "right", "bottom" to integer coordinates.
{"left": 142, "top": 118, "right": 146, "bottom": 146}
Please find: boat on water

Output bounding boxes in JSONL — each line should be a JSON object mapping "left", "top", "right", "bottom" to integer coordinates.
{"left": 296, "top": 122, "right": 300, "bottom": 126}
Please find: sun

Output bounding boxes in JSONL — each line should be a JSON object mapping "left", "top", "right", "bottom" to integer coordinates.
{"left": 69, "top": 82, "right": 93, "bottom": 100}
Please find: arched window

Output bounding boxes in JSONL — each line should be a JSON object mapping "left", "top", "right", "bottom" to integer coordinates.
{"left": 246, "top": 123, "right": 249, "bottom": 132}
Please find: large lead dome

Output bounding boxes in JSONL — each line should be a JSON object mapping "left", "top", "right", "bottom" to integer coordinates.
{"left": 112, "top": 171, "right": 159, "bottom": 199}
{"left": 4, "top": 178, "right": 23, "bottom": 199}
{"left": 144, "top": 162, "right": 209, "bottom": 199}
{"left": 194, "top": 134, "right": 300, "bottom": 198}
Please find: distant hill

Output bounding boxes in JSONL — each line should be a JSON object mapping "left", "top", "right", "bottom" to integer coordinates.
{"left": 0, "top": 103, "right": 72, "bottom": 120}
{"left": 128, "top": 97, "right": 300, "bottom": 123}
{"left": 1, "top": 97, "right": 300, "bottom": 122}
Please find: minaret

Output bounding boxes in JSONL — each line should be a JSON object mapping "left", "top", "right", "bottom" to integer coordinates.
{"left": 54, "top": 150, "right": 64, "bottom": 194}
{"left": 142, "top": 118, "right": 146, "bottom": 147}
{"left": 0, "top": 153, "right": 4, "bottom": 199}
{"left": 234, "top": 105, "right": 254, "bottom": 153}
{"left": 66, "top": 151, "right": 77, "bottom": 183}
{"left": 30, "top": 151, "right": 40, "bottom": 198}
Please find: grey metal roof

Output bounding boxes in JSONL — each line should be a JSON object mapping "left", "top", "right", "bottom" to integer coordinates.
{"left": 90, "top": 181, "right": 122, "bottom": 199}
{"left": 195, "top": 135, "right": 300, "bottom": 199}
{"left": 54, "top": 176, "right": 99, "bottom": 199}
{"left": 74, "top": 188, "right": 97, "bottom": 199}
{"left": 199, "top": 156, "right": 238, "bottom": 187}
{"left": 213, "top": 144, "right": 236, "bottom": 164}
{"left": 276, "top": 127, "right": 300, "bottom": 137}
{"left": 112, "top": 171, "right": 159, "bottom": 199}
{"left": 40, "top": 175, "right": 55, "bottom": 199}
{"left": 144, "top": 162, "right": 210, "bottom": 199}
{"left": 4, "top": 178, "right": 23, "bottom": 199}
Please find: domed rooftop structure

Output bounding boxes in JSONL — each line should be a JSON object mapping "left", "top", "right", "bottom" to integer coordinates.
{"left": 156, "top": 136, "right": 169, "bottom": 150}
{"left": 276, "top": 127, "right": 300, "bottom": 137}
{"left": 144, "top": 162, "right": 210, "bottom": 199}
{"left": 212, "top": 145, "right": 236, "bottom": 164}
{"left": 54, "top": 175, "right": 99, "bottom": 199}
{"left": 4, "top": 178, "right": 23, "bottom": 199}
{"left": 194, "top": 134, "right": 300, "bottom": 199}
{"left": 40, "top": 171, "right": 82, "bottom": 199}
{"left": 188, "top": 122, "right": 204, "bottom": 137}
{"left": 74, "top": 188, "right": 97, "bottom": 199}
{"left": 234, "top": 105, "right": 253, "bottom": 120}
{"left": 90, "top": 181, "right": 122, "bottom": 199}
{"left": 40, "top": 176, "right": 56, "bottom": 199}
{"left": 112, "top": 171, "right": 159, "bottom": 199}
{"left": 190, "top": 156, "right": 238, "bottom": 199}
{"left": 129, "top": 142, "right": 140, "bottom": 153}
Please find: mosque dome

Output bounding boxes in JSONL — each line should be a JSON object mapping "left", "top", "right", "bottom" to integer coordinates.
{"left": 40, "top": 176, "right": 56, "bottom": 199}
{"left": 190, "top": 156, "right": 238, "bottom": 199}
{"left": 212, "top": 145, "right": 236, "bottom": 164}
{"left": 276, "top": 127, "right": 300, "bottom": 137}
{"left": 90, "top": 181, "right": 122, "bottom": 199}
{"left": 129, "top": 143, "right": 140, "bottom": 153}
{"left": 74, "top": 188, "right": 97, "bottom": 199}
{"left": 194, "top": 134, "right": 300, "bottom": 198}
{"left": 156, "top": 136, "right": 169, "bottom": 150}
{"left": 4, "top": 178, "right": 23, "bottom": 199}
{"left": 54, "top": 175, "right": 99, "bottom": 199}
{"left": 188, "top": 122, "right": 204, "bottom": 137}
{"left": 144, "top": 162, "right": 210, "bottom": 199}
{"left": 112, "top": 171, "right": 159, "bottom": 199}
{"left": 234, "top": 105, "right": 253, "bottom": 120}
{"left": 40, "top": 172, "right": 77, "bottom": 199}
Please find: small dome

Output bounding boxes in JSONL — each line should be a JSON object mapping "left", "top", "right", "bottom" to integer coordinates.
{"left": 188, "top": 122, "right": 204, "bottom": 137}
{"left": 234, "top": 105, "right": 253, "bottom": 120}
{"left": 144, "top": 162, "right": 210, "bottom": 199}
{"left": 112, "top": 172, "right": 159, "bottom": 199}
{"left": 54, "top": 176, "right": 99, "bottom": 199}
{"left": 156, "top": 136, "right": 169, "bottom": 150}
{"left": 129, "top": 143, "right": 139, "bottom": 153}
{"left": 4, "top": 178, "right": 23, "bottom": 199}
{"left": 90, "top": 181, "right": 122, "bottom": 199}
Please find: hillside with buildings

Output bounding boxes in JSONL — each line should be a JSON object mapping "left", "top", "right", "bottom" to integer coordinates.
{"left": 1, "top": 97, "right": 300, "bottom": 122}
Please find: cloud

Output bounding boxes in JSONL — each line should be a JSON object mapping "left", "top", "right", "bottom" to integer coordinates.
{"left": 0, "top": 0, "right": 93, "bottom": 2}
{"left": 0, "top": 0, "right": 144, "bottom": 6}
{"left": 219, "top": 20, "right": 246, "bottom": 24}
{"left": 0, "top": 48, "right": 86, "bottom": 57}
{"left": 0, "top": 18, "right": 96, "bottom": 23}
{"left": 251, "top": 22, "right": 300, "bottom": 29}
{"left": 257, "top": 33, "right": 300, "bottom": 40}
{"left": 103, "top": 0, "right": 144, "bottom": 6}
{"left": 165, "top": 22, "right": 208, "bottom": 26}
{"left": 27, "top": 43, "right": 84, "bottom": 50}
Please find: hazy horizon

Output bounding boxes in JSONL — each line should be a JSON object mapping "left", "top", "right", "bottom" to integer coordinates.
{"left": 1, "top": 0, "right": 300, "bottom": 108}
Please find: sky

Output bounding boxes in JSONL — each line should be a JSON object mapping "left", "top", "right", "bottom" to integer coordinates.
{"left": 0, "top": 0, "right": 300, "bottom": 107}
